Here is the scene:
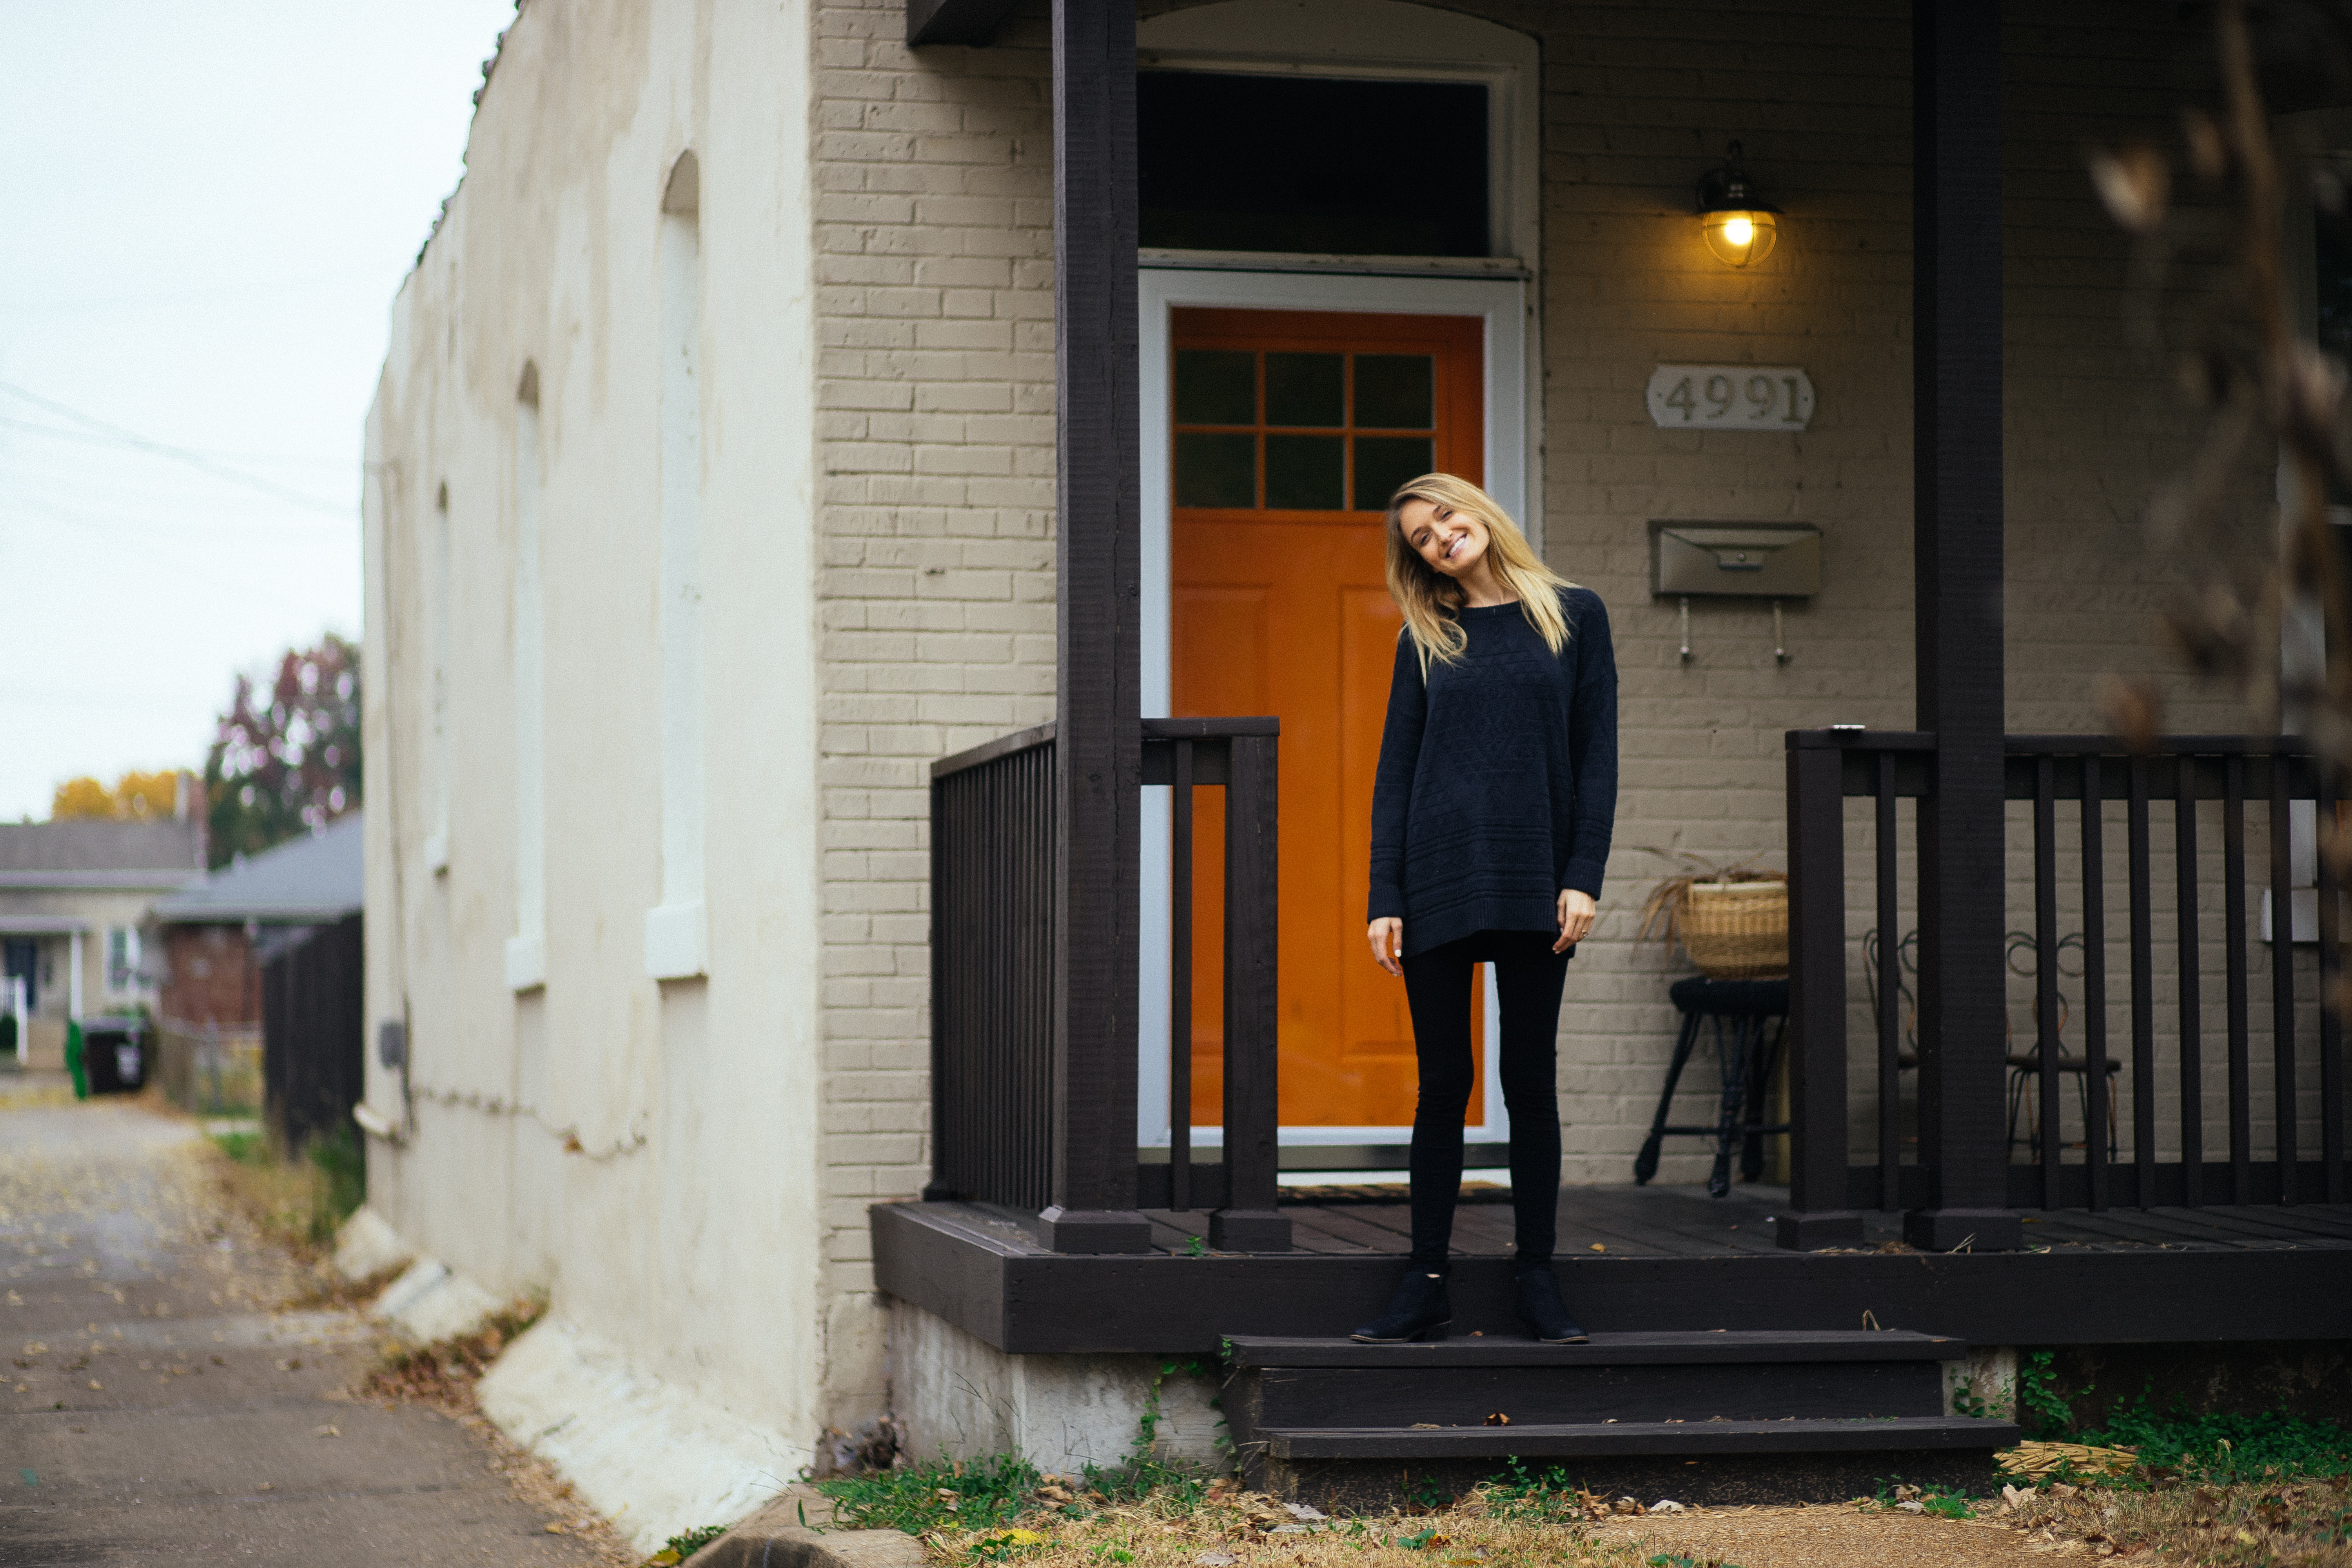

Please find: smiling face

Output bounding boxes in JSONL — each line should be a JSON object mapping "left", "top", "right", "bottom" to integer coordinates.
{"left": 1397, "top": 497, "right": 1491, "bottom": 583}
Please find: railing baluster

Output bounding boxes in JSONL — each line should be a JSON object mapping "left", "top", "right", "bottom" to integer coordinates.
{"left": 2082, "top": 752, "right": 2109, "bottom": 1212}
{"left": 2036, "top": 753, "right": 2062, "bottom": 1209}
{"left": 2270, "top": 752, "right": 2299, "bottom": 1205}
{"left": 2225, "top": 755, "right": 2252, "bottom": 1203}
{"left": 2178, "top": 756, "right": 2204, "bottom": 1207}
{"left": 2131, "top": 756, "right": 2156, "bottom": 1207}
{"left": 2320, "top": 766, "right": 2347, "bottom": 1204}
{"left": 1877, "top": 752, "right": 1901, "bottom": 1212}
{"left": 1170, "top": 739, "right": 1194, "bottom": 1212}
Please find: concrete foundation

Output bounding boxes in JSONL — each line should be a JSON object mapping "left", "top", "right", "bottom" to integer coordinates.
{"left": 889, "top": 1301, "right": 1229, "bottom": 1476}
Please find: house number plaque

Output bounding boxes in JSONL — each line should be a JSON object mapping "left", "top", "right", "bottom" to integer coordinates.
{"left": 1646, "top": 365, "right": 1815, "bottom": 430}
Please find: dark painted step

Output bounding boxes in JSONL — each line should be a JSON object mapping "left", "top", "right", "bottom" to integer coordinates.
{"left": 1227, "top": 1331, "right": 1961, "bottom": 1431}
{"left": 1260, "top": 1416, "right": 2019, "bottom": 1461}
{"left": 1222, "top": 1332, "right": 2018, "bottom": 1504}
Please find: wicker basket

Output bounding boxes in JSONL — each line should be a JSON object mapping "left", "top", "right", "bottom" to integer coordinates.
{"left": 1682, "top": 881, "right": 1789, "bottom": 979}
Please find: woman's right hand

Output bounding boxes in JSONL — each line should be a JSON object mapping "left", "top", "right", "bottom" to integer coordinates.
{"left": 1367, "top": 918, "right": 1403, "bottom": 978}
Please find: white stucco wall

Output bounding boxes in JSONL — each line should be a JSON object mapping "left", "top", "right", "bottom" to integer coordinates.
{"left": 361, "top": 0, "right": 829, "bottom": 1479}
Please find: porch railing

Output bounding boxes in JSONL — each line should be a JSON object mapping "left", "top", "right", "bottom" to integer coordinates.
{"left": 1784, "top": 730, "right": 2349, "bottom": 1242}
{"left": 926, "top": 717, "right": 1289, "bottom": 1251}
{"left": 927, "top": 722, "right": 1057, "bottom": 1210}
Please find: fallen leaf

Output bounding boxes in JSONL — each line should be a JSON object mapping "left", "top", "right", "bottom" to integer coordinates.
{"left": 312, "top": 1424, "right": 338, "bottom": 1438}
{"left": 1896, "top": 1500, "right": 1926, "bottom": 1514}
{"left": 1196, "top": 1554, "right": 1237, "bottom": 1565}
{"left": 1484, "top": 1413, "right": 1510, "bottom": 1426}
{"left": 1588, "top": 1243, "right": 1606, "bottom": 1252}
{"left": 85, "top": 1380, "right": 100, "bottom": 1391}
{"left": 1284, "top": 1504, "right": 1326, "bottom": 1521}
{"left": 1651, "top": 1500, "right": 1686, "bottom": 1513}
{"left": 544, "top": 1521, "right": 568, "bottom": 1534}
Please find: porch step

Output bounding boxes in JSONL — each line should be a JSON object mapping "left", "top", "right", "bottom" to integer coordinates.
{"left": 1259, "top": 1415, "right": 2019, "bottom": 1460}
{"left": 1223, "top": 1332, "right": 2018, "bottom": 1506}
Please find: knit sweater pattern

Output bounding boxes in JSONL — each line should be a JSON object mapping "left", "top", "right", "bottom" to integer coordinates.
{"left": 1367, "top": 586, "right": 1619, "bottom": 959}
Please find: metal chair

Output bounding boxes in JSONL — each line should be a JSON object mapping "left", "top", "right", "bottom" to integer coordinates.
{"left": 1634, "top": 976, "right": 1790, "bottom": 1198}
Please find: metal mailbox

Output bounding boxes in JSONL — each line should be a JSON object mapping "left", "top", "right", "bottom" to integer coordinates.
{"left": 1650, "top": 521, "right": 1823, "bottom": 599}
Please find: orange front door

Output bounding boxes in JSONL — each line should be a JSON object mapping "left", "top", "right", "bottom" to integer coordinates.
{"left": 1170, "top": 308, "right": 1486, "bottom": 1129}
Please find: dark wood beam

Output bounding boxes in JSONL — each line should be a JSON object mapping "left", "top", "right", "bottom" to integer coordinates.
{"left": 1038, "top": 0, "right": 1150, "bottom": 1254}
{"left": 906, "top": 0, "right": 1022, "bottom": 47}
{"left": 1907, "top": 0, "right": 2022, "bottom": 1253}
{"left": 1778, "top": 740, "right": 1864, "bottom": 1250}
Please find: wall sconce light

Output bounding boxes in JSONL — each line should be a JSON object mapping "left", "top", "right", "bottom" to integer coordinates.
{"left": 1698, "top": 142, "right": 1781, "bottom": 267}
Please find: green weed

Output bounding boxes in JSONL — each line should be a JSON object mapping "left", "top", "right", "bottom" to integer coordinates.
{"left": 2016, "top": 1349, "right": 2074, "bottom": 1439}
{"left": 1871, "top": 1478, "right": 1975, "bottom": 1519}
{"left": 819, "top": 1454, "right": 1044, "bottom": 1535}
{"left": 211, "top": 1130, "right": 268, "bottom": 1166}
{"left": 643, "top": 1522, "right": 729, "bottom": 1564}
{"left": 1478, "top": 1457, "right": 1593, "bottom": 1523}
{"left": 306, "top": 1125, "right": 366, "bottom": 1240}
{"left": 2075, "top": 1390, "right": 2352, "bottom": 1480}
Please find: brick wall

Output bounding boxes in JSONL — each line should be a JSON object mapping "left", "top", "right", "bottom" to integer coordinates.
{"left": 811, "top": 0, "right": 2289, "bottom": 1245}
{"left": 158, "top": 924, "right": 257, "bottom": 1027}
{"left": 810, "top": 0, "right": 1058, "bottom": 1414}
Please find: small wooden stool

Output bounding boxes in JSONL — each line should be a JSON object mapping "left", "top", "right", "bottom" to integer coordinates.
{"left": 1634, "top": 976, "right": 1791, "bottom": 1198}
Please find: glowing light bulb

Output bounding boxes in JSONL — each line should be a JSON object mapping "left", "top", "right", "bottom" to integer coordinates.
{"left": 1700, "top": 209, "right": 1777, "bottom": 267}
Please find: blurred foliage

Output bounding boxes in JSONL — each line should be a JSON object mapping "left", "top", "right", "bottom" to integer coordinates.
{"left": 51, "top": 769, "right": 185, "bottom": 822}
{"left": 205, "top": 633, "right": 361, "bottom": 869}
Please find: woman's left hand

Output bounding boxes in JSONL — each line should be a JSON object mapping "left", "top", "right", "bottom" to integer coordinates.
{"left": 1555, "top": 889, "right": 1597, "bottom": 953}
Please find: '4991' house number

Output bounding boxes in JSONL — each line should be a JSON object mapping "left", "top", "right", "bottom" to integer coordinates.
{"left": 1646, "top": 365, "right": 1816, "bottom": 430}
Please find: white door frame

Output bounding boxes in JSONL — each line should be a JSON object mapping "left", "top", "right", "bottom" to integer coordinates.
{"left": 1135, "top": 264, "right": 1532, "bottom": 1159}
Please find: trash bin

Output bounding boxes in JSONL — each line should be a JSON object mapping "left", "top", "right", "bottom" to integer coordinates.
{"left": 79, "top": 1017, "right": 148, "bottom": 1095}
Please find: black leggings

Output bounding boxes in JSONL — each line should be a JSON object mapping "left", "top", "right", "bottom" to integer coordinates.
{"left": 1401, "top": 928, "right": 1572, "bottom": 1271}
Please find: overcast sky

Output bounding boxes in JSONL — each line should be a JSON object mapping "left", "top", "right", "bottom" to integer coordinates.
{"left": 0, "top": 1, "right": 517, "bottom": 821}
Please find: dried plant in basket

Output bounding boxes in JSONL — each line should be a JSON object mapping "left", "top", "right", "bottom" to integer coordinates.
{"left": 1635, "top": 855, "right": 1790, "bottom": 979}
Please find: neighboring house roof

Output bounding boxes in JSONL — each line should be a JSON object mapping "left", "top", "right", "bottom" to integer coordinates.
{"left": 0, "top": 819, "right": 205, "bottom": 891}
{"left": 151, "top": 812, "right": 364, "bottom": 924}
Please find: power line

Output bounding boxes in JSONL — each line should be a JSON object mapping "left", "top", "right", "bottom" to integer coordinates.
{"left": 0, "top": 382, "right": 353, "bottom": 518}
{"left": 0, "top": 417, "right": 355, "bottom": 468}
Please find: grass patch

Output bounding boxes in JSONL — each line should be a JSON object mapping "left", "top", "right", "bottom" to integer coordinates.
{"left": 642, "top": 1522, "right": 730, "bottom": 1564}
{"left": 1862, "top": 1478, "right": 1973, "bottom": 1520}
{"left": 203, "top": 1125, "right": 367, "bottom": 1252}
{"left": 822, "top": 1454, "right": 1046, "bottom": 1535}
{"left": 1989, "top": 1471, "right": 2352, "bottom": 1564}
{"left": 2077, "top": 1398, "right": 2352, "bottom": 1481}
{"left": 823, "top": 1459, "right": 1682, "bottom": 1568}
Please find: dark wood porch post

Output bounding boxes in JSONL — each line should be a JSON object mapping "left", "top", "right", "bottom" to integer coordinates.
{"left": 1907, "top": 0, "right": 2023, "bottom": 1253}
{"left": 1038, "top": 0, "right": 1152, "bottom": 1254}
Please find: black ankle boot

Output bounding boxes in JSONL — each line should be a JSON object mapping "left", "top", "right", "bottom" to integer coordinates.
{"left": 1514, "top": 1266, "right": 1588, "bottom": 1343}
{"left": 1350, "top": 1268, "right": 1452, "bottom": 1343}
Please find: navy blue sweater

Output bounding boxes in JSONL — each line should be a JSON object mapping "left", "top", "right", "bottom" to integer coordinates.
{"left": 1367, "top": 586, "right": 1619, "bottom": 958}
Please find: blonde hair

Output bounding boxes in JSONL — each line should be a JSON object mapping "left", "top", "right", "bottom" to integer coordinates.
{"left": 1382, "top": 473, "right": 1573, "bottom": 670}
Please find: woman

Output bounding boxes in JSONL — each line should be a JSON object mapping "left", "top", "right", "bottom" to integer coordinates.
{"left": 1354, "top": 474, "right": 1617, "bottom": 1345}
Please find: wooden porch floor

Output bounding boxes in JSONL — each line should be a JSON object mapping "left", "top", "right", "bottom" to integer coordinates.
{"left": 1071, "top": 1181, "right": 2352, "bottom": 1259}
{"left": 873, "top": 1183, "right": 2352, "bottom": 1355}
